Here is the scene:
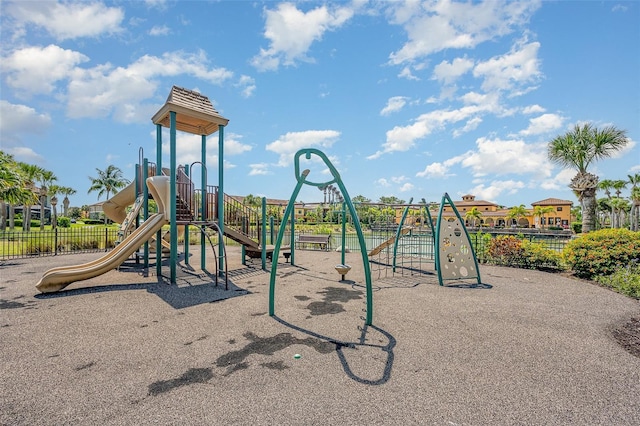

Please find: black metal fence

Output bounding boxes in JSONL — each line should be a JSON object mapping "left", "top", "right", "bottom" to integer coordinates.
{"left": 1, "top": 225, "right": 572, "bottom": 272}
{"left": 0, "top": 228, "right": 118, "bottom": 260}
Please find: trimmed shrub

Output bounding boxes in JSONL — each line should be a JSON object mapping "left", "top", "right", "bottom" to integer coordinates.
{"left": 594, "top": 262, "right": 640, "bottom": 299}
{"left": 57, "top": 216, "right": 71, "bottom": 228}
{"left": 563, "top": 228, "right": 640, "bottom": 279}
{"left": 571, "top": 222, "right": 582, "bottom": 234}
{"left": 487, "top": 235, "right": 524, "bottom": 266}
{"left": 520, "top": 240, "right": 565, "bottom": 270}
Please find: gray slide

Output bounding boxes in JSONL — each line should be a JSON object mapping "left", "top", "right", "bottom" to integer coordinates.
{"left": 36, "top": 213, "right": 168, "bottom": 293}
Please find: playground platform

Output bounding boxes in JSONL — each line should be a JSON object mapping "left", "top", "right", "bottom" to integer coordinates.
{"left": 1, "top": 247, "right": 639, "bottom": 425}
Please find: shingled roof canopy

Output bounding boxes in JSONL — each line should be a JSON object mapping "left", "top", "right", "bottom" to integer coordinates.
{"left": 151, "top": 86, "right": 229, "bottom": 136}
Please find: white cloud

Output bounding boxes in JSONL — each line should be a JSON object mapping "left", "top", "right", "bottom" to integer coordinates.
{"left": 66, "top": 50, "right": 233, "bottom": 122}
{"left": 538, "top": 168, "right": 575, "bottom": 190}
{"left": 252, "top": 2, "right": 356, "bottom": 71}
{"left": 610, "top": 138, "right": 636, "bottom": 159}
{"left": 453, "top": 116, "right": 482, "bottom": 137}
{"left": 236, "top": 75, "right": 257, "bottom": 98}
{"left": 149, "top": 25, "right": 171, "bottom": 36}
{"left": 266, "top": 130, "right": 340, "bottom": 167}
{"left": 369, "top": 102, "right": 498, "bottom": 159}
{"left": 6, "top": 1, "right": 124, "bottom": 41}
{"left": 466, "top": 180, "right": 526, "bottom": 202}
{"left": 399, "top": 182, "right": 414, "bottom": 192}
{"left": 473, "top": 40, "right": 542, "bottom": 94}
{"left": 0, "top": 100, "right": 51, "bottom": 145}
{"left": 161, "top": 131, "right": 251, "bottom": 168}
{"left": 249, "top": 163, "right": 271, "bottom": 176}
{"left": 519, "top": 113, "right": 564, "bottom": 136}
{"left": 2, "top": 45, "right": 89, "bottom": 96}
{"left": 432, "top": 57, "right": 474, "bottom": 84}
{"left": 398, "top": 66, "right": 420, "bottom": 81}
{"left": 416, "top": 162, "right": 451, "bottom": 178}
{"left": 387, "top": 0, "right": 541, "bottom": 64}
{"left": 380, "top": 96, "right": 409, "bottom": 116}
{"left": 522, "top": 104, "right": 545, "bottom": 114}
{"left": 224, "top": 134, "right": 253, "bottom": 156}
{"left": 460, "top": 137, "right": 552, "bottom": 178}
{"left": 391, "top": 175, "right": 408, "bottom": 184}
{"left": 4, "top": 146, "right": 44, "bottom": 163}
{"left": 376, "top": 178, "right": 391, "bottom": 187}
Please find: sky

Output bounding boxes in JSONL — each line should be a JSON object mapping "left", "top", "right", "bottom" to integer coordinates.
{"left": 1, "top": 0, "right": 639, "bottom": 210}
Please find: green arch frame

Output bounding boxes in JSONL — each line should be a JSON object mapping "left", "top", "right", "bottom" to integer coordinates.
{"left": 268, "top": 148, "right": 373, "bottom": 325}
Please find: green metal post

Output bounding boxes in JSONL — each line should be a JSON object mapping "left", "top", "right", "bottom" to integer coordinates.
{"left": 269, "top": 216, "right": 274, "bottom": 244}
{"left": 183, "top": 164, "right": 190, "bottom": 266}
{"left": 269, "top": 170, "right": 309, "bottom": 317}
{"left": 290, "top": 205, "right": 295, "bottom": 265}
{"left": 393, "top": 198, "right": 413, "bottom": 272}
{"left": 170, "top": 111, "right": 177, "bottom": 283}
{"left": 217, "top": 125, "right": 225, "bottom": 276}
{"left": 341, "top": 201, "right": 346, "bottom": 266}
{"left": 201, "top": 135, "right": 207, "bottom": 270}
{"left": 155, "top": 124, "right": 163, "bottom": 278}
{"left": 143, "top": 158, "right": 149, "bottom": 270}
{"left": 261, "top": 197, "right": 267, "bottom": 270}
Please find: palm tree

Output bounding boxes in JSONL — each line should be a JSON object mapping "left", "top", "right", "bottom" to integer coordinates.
{"left": 17, "top": 162, "right": 45, "bottom": 231}
{"left": 630, "top": 186, "right": 640, "bottom": 231}
{"left": 628, "top": 173, "right": 640, "bottom": 231}
{"left": 464, "top": 206, "right": 482, "bottom": 228}
{"left": 0, "top": 152, "right": 39, "bottom": 231}
{"left": 532, "top": 205, "right": 554, "bottom": 229}
{"left": 507, "top": 204, "right": 529, "bottom": 228}
{"left": 597, "top": 179, "right": 615, "bottom": 227}
{"left": 611, "top": 180, "right": 628, "bottom": 228}
{"left": 38, "top": 169, "right": 57, "bottom": 229}
{"left": 88, "top": 165, "right": 129, "bottom": 224}
{"left": 59, "top": 186, "right": 77, "bottom": 217}
{"left": 547, "top": 123, "right": 629, "bottom": 233}
{"left": 47, "top": 185, "right": 61, "bottom": 230}
{"left": 610, "top": 197, "right": 630, "bottom": 229}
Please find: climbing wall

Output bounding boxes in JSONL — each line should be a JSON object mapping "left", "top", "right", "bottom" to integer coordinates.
{"left": 435, "top": 193, "right": 481, "bottom": 285}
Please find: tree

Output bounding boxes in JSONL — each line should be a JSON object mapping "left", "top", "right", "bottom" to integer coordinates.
{"left": 507, "top": 204, "right": 529, "bottom": 227}
{"left": 628, "top": 173, "right": 640, "bottom": 231}
{"left": 47, "top": 185, "right": 61, "bottom": 230}
{"left": 611, "top": 180, "right": 628, "bottom": 228}
{"left": 38, "top": 169, "right": 57, "bottom": 229}
{"left": 17, "top": 162, "right": 45, "bottom": 231}
{"left": 378, "top": 196, "right": 405, "bottom": 205}
{"left": 533, "top": 205, "right": 554, "bottom": 229}
{"left": 597, "top": 179, "right": 615, "bottom": 227}
{"left": 547, "top": 123, "right": 629, "bottom": 233}
{"left": 88, "top": 165, "right": 129, "bottom": 224}
{"left": 0, "top": 152, "right": 39, "bottom": 230}
{"left": 464, "top": 206, "right": 482, "bottom": 227}
{"left": 59, "top": 186, "right": 77, "bottom": 217}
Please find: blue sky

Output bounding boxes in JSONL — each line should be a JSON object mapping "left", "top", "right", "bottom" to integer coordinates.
{"left": 1, "top": 0, "right": 639, "bottom": 209}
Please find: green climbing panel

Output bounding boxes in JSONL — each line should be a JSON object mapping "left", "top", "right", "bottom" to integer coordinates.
{"left": 435, "top": 192, "right": 481, "bottom": 286}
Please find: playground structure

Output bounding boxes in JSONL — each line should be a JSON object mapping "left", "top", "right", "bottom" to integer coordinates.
{"left": 366, "top": 193, "right": 481, "bottom": 287}
{"left": 36, "top": 86, "right": 287, "bottom": 293}
{"left": 268, "top": 148, "right": 374, "bottom": 325}
{"left": 35, "top": 85, "right": 481, "bottom": 307}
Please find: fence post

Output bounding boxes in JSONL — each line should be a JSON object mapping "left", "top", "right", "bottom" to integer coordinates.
{"left": 105, "top": 228, "right": 108, "bottom": 252}
{"left": 54, "top": 228, "right": 58, "bottom": 256}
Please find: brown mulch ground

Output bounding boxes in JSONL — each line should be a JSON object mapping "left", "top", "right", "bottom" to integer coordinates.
{"left": 613, "top": 316, "right": 640, "bottom": 358}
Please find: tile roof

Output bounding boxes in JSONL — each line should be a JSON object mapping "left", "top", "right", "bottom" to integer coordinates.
{"left": 531, "top": 198, "right": 573, "bottom": 206}
{"left": 151, "top": 86, "right": 229, "bottom": 135}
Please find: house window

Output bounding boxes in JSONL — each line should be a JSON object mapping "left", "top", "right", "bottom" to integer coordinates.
{"left": 557, "top": 207, "right": 562, "bottom": 211}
